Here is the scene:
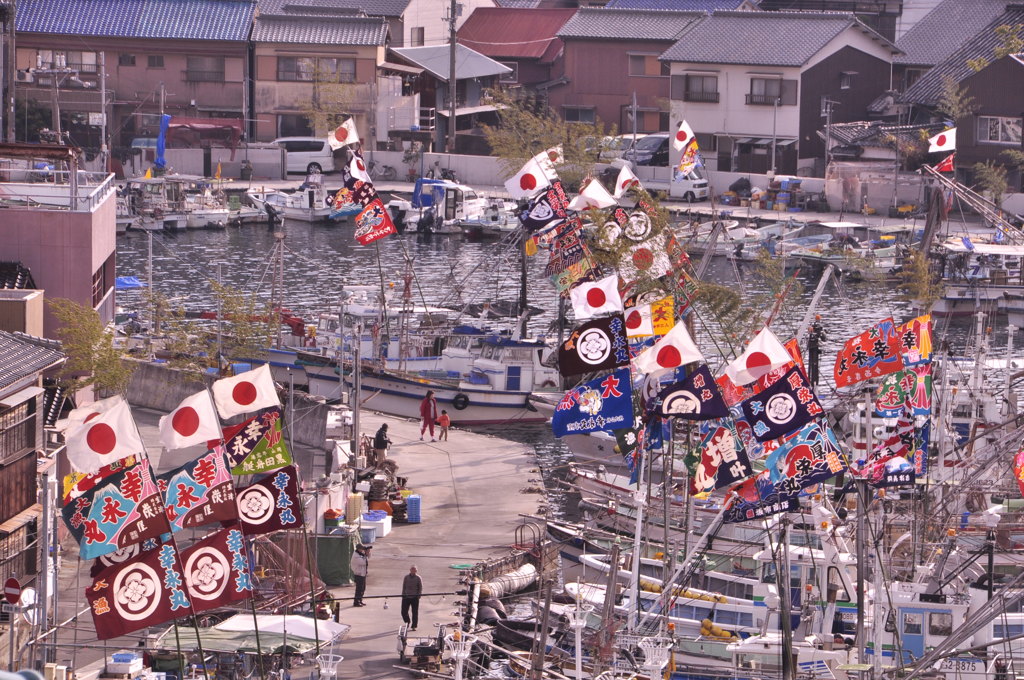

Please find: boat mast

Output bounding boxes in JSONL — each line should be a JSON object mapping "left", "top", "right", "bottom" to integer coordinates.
{"left": 270, "top": 230, "right": 284, "bottom": 349}
{"left": 518, "top": 228, "right": 528, "bottom": 338}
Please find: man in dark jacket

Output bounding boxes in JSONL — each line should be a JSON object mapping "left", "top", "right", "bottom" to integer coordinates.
{"left": 372, "top": 423, "right": 392, "bottom": 466}
{"left": 401, "top": 565, "right": 423, "bottom": 630}
{"left": 350, "top": 544, "right": 370, "bottom": 606}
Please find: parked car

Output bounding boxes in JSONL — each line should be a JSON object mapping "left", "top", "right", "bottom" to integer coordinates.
{"left": 272, "top": 137, "right": 337, "bottom": 174}
{"left": 632, "top": 132, "right": 670, "bottom": 166}
{"left": 606, "top": 134, "right": 647, "bottom": 162}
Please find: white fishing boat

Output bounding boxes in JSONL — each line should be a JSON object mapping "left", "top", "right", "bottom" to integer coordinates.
{"left": 246, "top": 173, "right": 336, "bottom": 222}
{"left": 386, "top": 178, "right": 492, "bottom": 235}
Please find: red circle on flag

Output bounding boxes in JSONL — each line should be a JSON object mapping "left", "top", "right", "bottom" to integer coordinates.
{"left": 936, "top": 134, "right": 946, "bottom": 146}
{"left": 586, "top": 288, "right": 607, "bottom": 308}
{"left": 335, "top": 127, "right": 348, "bottom": 143}
{"left": 172, "top": 406, "right": 200, "bottom": 437}
{"left": 87, "top": 423, "right": 117, "bottom": 455}
{"left": 519, "top": 173, "right": 538, "bottom": 191}
{"left": 657, "top": 345, "right": 681, "bottom": 367}
{"left": 233, "top": 381, "right": 258, "bottom": 406}
{"left": 632, "top": 248, "right": 654, "bottom": 270}
{"left": 676, "top": 130, "right": 688, "bottom": 144}
{"left": 745, "top": 351, "right": 771, "bottom": 371}
{"left": 625, "top": 310, "right": 642, "bottom": 329}
{"left": 356, "top": 159, "right": 366, "bottom": 172}
{"left": 547, "top": 151, "right": 558, "bottom": 162}
{"left": 85, "top": 412, "right": 101, "bottom": 423}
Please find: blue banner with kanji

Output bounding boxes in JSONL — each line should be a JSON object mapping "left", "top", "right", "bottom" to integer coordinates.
{"left": 156, "top": 450, "right": 238, "bottom": 533}
{"left": 740, "top": 366, "right": 824, "bottom": 442}
{"left": 552, "top": 368, "right": 634, "bottom": 437}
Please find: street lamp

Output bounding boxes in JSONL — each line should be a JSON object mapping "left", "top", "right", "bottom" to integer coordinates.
{"left": 445, "top": 629, "right": 477, "bottom": 680}
{"left": 566, "top": 598, "right": 594, "bottom": 679}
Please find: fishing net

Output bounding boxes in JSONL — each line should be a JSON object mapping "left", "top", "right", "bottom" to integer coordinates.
{"left": 250, "top": 533, "right": 326, "bottom": 612}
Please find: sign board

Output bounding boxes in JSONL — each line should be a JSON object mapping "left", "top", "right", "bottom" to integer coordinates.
{"left": 1, "top": 603, "right": 18, "bottom": 614}
{"left": 88, "top": 112, "right": 106, "bottom": 126}
{"left": 3, "top": 577, "right": 20, "bottom": 605}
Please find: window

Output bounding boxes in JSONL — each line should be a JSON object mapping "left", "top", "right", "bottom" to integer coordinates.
{"left": 903, "top": 68, "right": 925, "bottom": 91}
{"left": 564, "top": 106, "right": 595, "bottom": 124}
{"left": 35, "top": 50, "right": 97, "bottom": 72}
{"left": 92, "top": 253, "right": 114, "bottom": 307}
{"left": 185, "top": 56, "right": 225, "bottom": 82}
{"left": 0, "top": 401, "right": 35, "bottom": 465}
{"left": 119, "top": 54, "right": 136, "bottom": 67}
{"left": 747, "top": 77, "right": 781, "bottom": 105}
{"left": 278, "top": 114, "right": 313, "bottom": 137}
{"left": 411, "top": 27, "right": 425, "bottom": 46}
{"left": 929, "top": 612, "right": 953, "bottom": 636}
{"left": 148, "top": 55, "right": 164, "bottom": 68}
{"left": 902, "top": 612, "right": 922, "bottom": 636}
{"left": 277, "top": 57, "right": 356, "bottom": 83}
{"left": 629, "top": 54, "right": 669, "bottom": 77}
{"left": 499, "top": 62, "right": 518, "bottom": 84}
{"left": 977, "top": 116, "right": 1022, "bottom": 145}
{"left": 684, "top": 75, "right": 719, "bottom": 103}
{"left": 840, "top": 71, "right": 855, "bottom": 89}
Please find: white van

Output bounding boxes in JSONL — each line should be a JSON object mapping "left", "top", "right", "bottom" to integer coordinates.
{"left": 272, "top": 137, "right": 336, "bottom": 174}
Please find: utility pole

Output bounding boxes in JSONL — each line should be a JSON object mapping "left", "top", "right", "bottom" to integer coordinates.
{"left": 823, "top": 97, "right": 837, "bottom": 176}
{"left": 3, "top": 0, "right": 15, "bottom": 142}
{"left": 446, "top": 0, "right": 457, "bottom": 153}
{"left": 99, "top": 51, "right": 108, "bottom": 172}
{"left": 770, "top": 96, "right": 779, "bottom": 177}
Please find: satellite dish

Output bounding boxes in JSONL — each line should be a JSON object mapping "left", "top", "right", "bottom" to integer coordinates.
{"left": 20, "top": 587, "right": 38, "bottom": 625}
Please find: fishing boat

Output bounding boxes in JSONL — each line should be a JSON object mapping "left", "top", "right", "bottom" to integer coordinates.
{"left": 246, "top": 173, "right": 336, "bottom": 222}
{"left": 933, "top": 239, "right": 1024, "bottom": 318}
{"left": 385, "top": 178, "right": 493, "bottom": 235}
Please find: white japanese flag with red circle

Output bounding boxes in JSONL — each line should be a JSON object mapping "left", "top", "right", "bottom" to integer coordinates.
{"left": 928, "top": 127, "right": 956, "bottom": 153}
{"left": 569, "top": 274, "right": 623, "bottom": 320}
{"left": 673, "top": 119, "right": 697, "bottom": 152}
{"left": 724, "top": 326, "right": 793, "bottom": 386}
{"left": 211, "top": 363, "right": 281, "bottom": 419}
{"left": 613, "top": 164, "right": 642, "bottom": 199}
{"left": 159, "top": 389, "right": 222, "bottom": 450}
{"left": 533, "top": 146, "right": 563, "bottom": 179}
{"left": 568, "top": 178, "right": 617, "bottom": 211}
{"left": 348, "top": 153, "right": 372, "bottom": 183}
{"left": 633, "top": 320, "right": 703, "bottom": 374}
{"left": 624, "top": 303, "right": 654, "bottom": 338}
{"left": 328, "top": 118, "right": 360, "bottom": 151}
{"left": 65, "top": 397, "right": 146, "bottom": 474}
{"left": 504, "top": 157, "right": 552, "bottom": 199}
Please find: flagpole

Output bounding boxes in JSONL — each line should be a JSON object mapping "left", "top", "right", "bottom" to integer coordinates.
{"left": 289, "top": 372, "right": 322, "bottom": 658}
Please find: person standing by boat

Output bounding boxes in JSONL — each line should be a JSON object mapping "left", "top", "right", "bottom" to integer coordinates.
{"left": 350, "top": 544, "right": 371, "bottom": 606}
{"left": 401, "top": 565, "right": 423, "bottom": 630}
{"left": 419, "top": 390, "right": 438, "bottom": 441}
{"left": 372, "top": 423, "right": 392, "bottom": 467}
{"left": 437, "top": 410, "right": 451, "bottom": 441}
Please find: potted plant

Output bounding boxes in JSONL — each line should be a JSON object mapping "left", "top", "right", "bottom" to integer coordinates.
{"left": 403, "top": 142, "right": 422, "bottom": 181}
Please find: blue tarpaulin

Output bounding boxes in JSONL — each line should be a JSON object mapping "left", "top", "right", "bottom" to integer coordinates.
{"left": 154, "top": 114, "right": 172, "bottom": 169}
{"left": 115, "top": 276, "right": 146, "bottom": 290}
{"left": 411, "top": 178, "right": 447, "bottom": 208}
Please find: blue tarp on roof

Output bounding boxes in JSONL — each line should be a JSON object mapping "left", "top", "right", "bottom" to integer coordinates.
{"left": 115, "top": 276, "right": 146, "bottom": 290}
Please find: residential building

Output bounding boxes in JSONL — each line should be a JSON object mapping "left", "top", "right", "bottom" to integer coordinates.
{"left": 0, "top": 330, "right": 65, "bottom": 638}
{"left": 14, "top": 0, "right": 256, "bottom": 149}
{"left": 251, "top": 1, "right": 390, "bottom": 143}
{"left": 604, "top": 0, "right": 755, "bottom": 8}
{"left": 892, "top": 0, "right": 1009, "bottom": 94}
{"left": 0, "top": 143, "right": 117, "bottom": 334}
{"left": 457, "top": 8, "right": 576, "bottom": 92}
{"left": 901, "top": 5, "right": 1024, "bottom": 190}
{"left": 389, "top": 44, "right": 511, "bottom": 153}
{"left": 550, "top": 8, "right": 705, "bottom": 133}
{"left": 661, "top": 10, "right": 899, "bottom": 177}
{"left": 756, "top": 0, "right": 902, "bottom": 41}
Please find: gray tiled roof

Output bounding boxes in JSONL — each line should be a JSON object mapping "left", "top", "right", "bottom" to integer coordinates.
{"left": 557, "top": 7, "right": 704, "bottom": 41}
{"left": 818, "top": 120, "right": 945, "bottom": 146}
{"left": 391, "top": 44, "right": 512, "bottom": 81}
{"left": 495, "top": 0, "right": 543, "bottom": 7}
{"left": 0, "top": 331, "right": 65, "bottom": 395}
{"left": 661, "top": 10, "right": 898, "bottom": 66}
{"left": 894, "top": 0, "right": 1009, "bottom": 66}
{"left": 257, "top": 0, "right": 410, "bottom": 18}
{"left": 16, "top": 0, "right": 256, "bottom": 41}
{"left": 605, "top": 0, "right": 748, "bottom": 9}
{"left": 253, "top": 14, "right": 388, "bottom": 44}
{"left": 901, "top": 6, "right": 1024, "bottom": 106}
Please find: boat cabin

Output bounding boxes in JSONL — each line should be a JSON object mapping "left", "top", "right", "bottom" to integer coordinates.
{"left": 466, "top": 336, "right": 560, "bottom": 392}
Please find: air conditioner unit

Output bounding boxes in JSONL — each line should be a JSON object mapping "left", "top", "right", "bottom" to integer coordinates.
{"left": 16, "top": 70, "right": 34, "bottom": 83}
{"left": 44, "top": 664, "right": 69, "bottom": 680}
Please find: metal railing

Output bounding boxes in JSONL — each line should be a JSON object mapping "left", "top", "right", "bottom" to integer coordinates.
{"left": 0, "top": 169, "right": 116, "bottom": 212}
{"left": 685, "top": 90, "right": 720, "bottom": 103}
{"left": 746, "top": 93, "right": 780, "bottom": 106}
{"left": 182, "top": 69, "right": 225, "bottom": 83}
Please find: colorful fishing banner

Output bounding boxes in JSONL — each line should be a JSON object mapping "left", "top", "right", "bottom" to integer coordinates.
{"left": 723, "top": 470, "right": 799, "bottom": 524}
{"left": 180, "top": 527, "right": 253, "bottom": 613}
{"left": 90, "top": 536, "right": 162, "bottom": 578}
{"left": 688, "top": 418, "right": 753, "bottom": 495}
{"left": 87, "top": 541, "right": 190, "bottom": 640}
{"left": 873, "top": 364, "right": 932, "bottom": 418}
{"left": 64, "top": 455, "right": 140, "bottom": 503}
{"left": 551, "top": 368, "right": 634, "bottom": 437}
{"left": 156, "top": 450, "right": 238, "bottom": 533}
{"left": 764, "top": 420, "right": 847, "bottom": 494}
{"left": 235, "top": 465, "right": 304, "bottom": 535}
{"left": 62, "top": 458, "right": 171, "bottom": 561}
{"left": 354, "top": 198, "right": 397, "bottom": 245}
{"left": 215, "top": 407, "right": 293, "bottom": 475}
{"left": 740, "top": 366, "right": 823, "bottom": 442}
{"left": 657, "top": 364, "right": 729, "bottom": 420}
{"left": 558, "top": 314, "right": 630, "bottom": 377}
{"left": 519, "top": 180, "right": 569, "bottom": 233}
{"left": 895, "top": 314, "right": 932, "bottom": 366}
{"left": 1015, "top": 446, "right": 1024, "bottom": 498}
{"left": 833, "top": 318, "right": 905, "bottom": 388}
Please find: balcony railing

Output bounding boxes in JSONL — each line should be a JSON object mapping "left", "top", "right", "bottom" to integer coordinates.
{"left": 684, "top": 90, "right": 719, "bottom": 103}
{"left": 183, "top": 70, "right": 225, "bottom": 83}
{"left": 746, "top": 93, "right": 780, "bottom": 106}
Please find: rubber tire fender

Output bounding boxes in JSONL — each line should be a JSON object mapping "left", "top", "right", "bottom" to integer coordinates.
{"left": 452, "top": 393, "right": 470, "bottom": 410}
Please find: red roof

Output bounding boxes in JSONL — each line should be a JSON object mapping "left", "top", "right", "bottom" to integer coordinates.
{"left": 457, "top": 8, "right": 577, "bottom": 61}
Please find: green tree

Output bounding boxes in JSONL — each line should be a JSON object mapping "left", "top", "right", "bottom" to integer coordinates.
{"left": 898, "top": 251, "right": 942, "bottom": 313}
{"left": 935, "top": 75, "right": 977, "bottom": 124}
{"left": 211, "top": 281, "right": 275, "bottom": 363}
{"left": 480, "top": 89, "right": 612, "bottom": 191}
{"left": 298, "top": 64, "right": 359, "bottom": 136}
{"left": 967, "top": 23, "right": 1024, "bottom": 71}
{"left": 49, "top": 298, "right": 136, "bottom": 394}
{"left": 973, "top": 159, "right": 1009, "bottom": 209}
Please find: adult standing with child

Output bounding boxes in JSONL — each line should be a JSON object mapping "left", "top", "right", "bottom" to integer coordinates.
{"left": 419, "top": 390, "right": 438, "bottom": 441}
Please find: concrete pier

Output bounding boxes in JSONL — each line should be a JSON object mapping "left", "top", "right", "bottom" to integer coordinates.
{"left": 49, "top": 406, "right": 548, "bottom": 679}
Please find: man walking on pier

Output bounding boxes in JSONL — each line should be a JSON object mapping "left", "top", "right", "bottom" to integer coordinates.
{"left": 401, "top": 565, "right": 423, "bottom": 630}
{"left": 351, "top": 544, "right": 371, "bottom": 606}
{"left": 419, "top": 390, "right": 438, "bottom": 441}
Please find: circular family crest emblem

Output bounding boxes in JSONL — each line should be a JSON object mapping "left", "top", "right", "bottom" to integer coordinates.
{"left": 99, "top": 544, "right": 140, "bottom": 570}
{"left": 623, "top": 211, "right": 652, "bottom": 241}
{"left": 765, "top": 393, "right": 797, "bottom": 425}
{"left": 576, "top": 328, "right": 612, "bottom": 365}
{"left": 237, "top": 485, "right": 276, "bottom": 525}
{"left": 662, "top": 389, "right": 701, "bottom": 415}
{"left": 113, "top": 561, "right": 162, "bottom": 621}
{"left": 185, "top": 546, "right": 231, "bottom": 601}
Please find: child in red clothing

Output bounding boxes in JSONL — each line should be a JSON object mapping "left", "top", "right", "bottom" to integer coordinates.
{"left": 437, "top": 410, "right": 451, "bottom": 441}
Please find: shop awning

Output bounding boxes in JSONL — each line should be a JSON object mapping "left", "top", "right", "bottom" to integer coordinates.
{"left": 0, "top": 503, "right": 42, "bottom": 536}
{"left": 0, "top": 385, "right": 44, "bottom": 408}
{"left": 435, "top": 104, "right": 499, "bottom": 118}
{"left": 379, "top": 61, "right": 423, "bottom": 75}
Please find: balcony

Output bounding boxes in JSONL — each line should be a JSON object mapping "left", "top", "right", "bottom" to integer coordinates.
{"left": 746, "top": 93, "right": 780, "bottom": 106}
{"left": 183, "top": 70, "right": 225, "bottom": 83}
{"left": 684, "top": 91, "right": 719, "bottom": 103}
